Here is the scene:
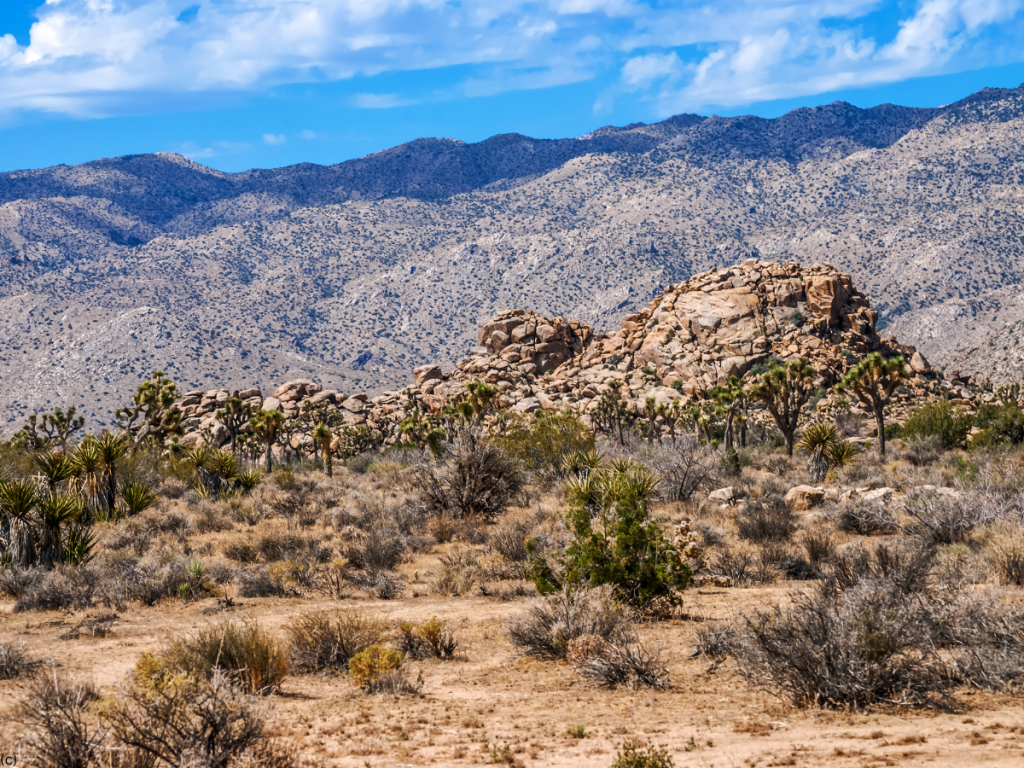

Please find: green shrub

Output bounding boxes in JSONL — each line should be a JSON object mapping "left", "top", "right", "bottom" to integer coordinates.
{"left": 496, "top": 410, "right": 595, "bottom": 483}
{"left": 610, "top": 740, "right": 675, "bottom": 768}
{"left": 901, "top": 399, "right": 973, "bottom": 449}
{"left": 972, "top": 402, "right": 1024, "bottom": 446}
{"left": 527, "top": 461, "right": 690, "bottom": 610}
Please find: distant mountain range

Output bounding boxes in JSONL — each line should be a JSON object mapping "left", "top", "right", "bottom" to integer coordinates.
{"left": 3, "top": 84, "right": 1024, "bottom": 428}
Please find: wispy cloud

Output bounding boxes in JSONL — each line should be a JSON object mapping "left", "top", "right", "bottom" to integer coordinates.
{"left": 177, "top": 139, "right": 252, "bottom": 160}
{"left": 0, "top": 0, "right": 1021, "bottom": 120}
{"left": 262, "top": 133, "right": 286, "bottom": 145}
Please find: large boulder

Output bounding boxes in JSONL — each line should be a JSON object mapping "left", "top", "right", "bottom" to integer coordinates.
{"left": 805, "top": 275, "right": 849, "bottom": 327}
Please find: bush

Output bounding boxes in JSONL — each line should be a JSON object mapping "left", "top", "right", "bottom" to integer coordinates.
{"left": 567, "top": 631, "right": 670, "bottom": 690}
{"left": 13, "top": 673, "right": 103, "bottom": 768}
{"left": 901, "top": 400, "right": 974, "bottom": 449}
{"left": 348, "top": 646, "right": 403, "bottom": 687}
{"left": 397, "top": 617, "right": 458, "bottom": 660}
{"left": 345, "top": 570, "right": 405, "bottom": 600}
{"left": 827, "top": 497, "right": 899, "bottom": 536}
{"left": 0, "top": 641, "right": 35, "bottom": 679}
{"left": 505, "top": 586, "right": 632, "bottom": 659}
{"left": 989, "top": 528, "right": 1024, "bottom": 586}
{"left": 901, "top": 489, "right": 1001, "bottom": 545}
{"left": 610, "top": 740, "right": 675, "bottom": 768}
{"left": 105, "top": 668, "right": 267, "bottom": 768}
{"left": 972, "top": 402, "right": 1024, "bottom": 446}
{"left": 495, "top": 410, "right": 595, "bottom": 484}
{"left": 10, "top": 564, "right": 122, "bottom": 613}
{"left": 527, "top": 461, "right": 690, "bottom": 610}
{"left": 429, "top": 549, "right": 480, "bottom": 596}
{"left": 489, "top": 517, "right": 531, "bottom": 565}
{"left": 412, "top": 427, "right": 522, "bottom": 521}
{"left": 343, "top": 528, "right": 406, "bottom": 573}
{"left": 286, "top": 610, "right": 387, "bottom": 674}
{"left": 159, "top": 619, "right": 288, "bottom": 694}
{"left": 735, "top": 495, "right": 795, "bottom": 542}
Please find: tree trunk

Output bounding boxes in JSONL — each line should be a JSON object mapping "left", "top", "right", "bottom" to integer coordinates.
{"left": 784, "top": 429, "right": 795, "bottom": 457}
{"left": 265, "top": 440, "right": 273, "bottom": 473}
{"left": 324, "top": 448, "right": 333, "bottom": 478}
{"left": 875, "top": 403, "right": 887, "bottom": 456}
{"left": 106, "top": 467, "right": 117, "bottom": 512}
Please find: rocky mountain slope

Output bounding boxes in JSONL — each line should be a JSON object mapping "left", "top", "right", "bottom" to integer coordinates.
{"left": 3, "top": 85, "right": 1024, "bottom": 428}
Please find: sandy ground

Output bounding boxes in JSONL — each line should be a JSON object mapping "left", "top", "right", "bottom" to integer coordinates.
{"left": 3, "top": 580, "right": 1023, "bottom": 768}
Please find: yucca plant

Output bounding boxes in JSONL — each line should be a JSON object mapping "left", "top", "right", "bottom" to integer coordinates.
{"left": 64, "top": 525, "right": 97, "bottom": 567}
{"left": 211, "top": 449, "right": 239, "bottom": 481}
{"left": 234, "top": 469, "right": 263, "bottom": 495}
{"left": 120, "top": 481, "right": 157, "bottom": 517}
{"left": 797, "top": 420, "right": 840, "bottom": 455}
{"left": 98, "top": 432, "right": 129, "bottom": 513}
{"left": 0, "top": 479, "right": 39, "bottom": 568}
{"left": 828, "top": 440, "right": 860, "bottom": 468}
{"left": 33, "top": 450, "right": 77, "bottom": 491}
{"left": 36, "top": 492, "right": 83, "bottom": 569}
{"left": 72, "top": 437, "right": 104, "bottom": 521}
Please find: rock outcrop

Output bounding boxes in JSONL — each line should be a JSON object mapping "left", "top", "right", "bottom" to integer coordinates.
{"left": 178, "top": 260, "right": 960, "bottom": 451}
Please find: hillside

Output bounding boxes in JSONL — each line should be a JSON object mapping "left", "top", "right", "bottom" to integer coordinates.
{"left": 3, "top": 84, "right": 1024, "bottom": 427}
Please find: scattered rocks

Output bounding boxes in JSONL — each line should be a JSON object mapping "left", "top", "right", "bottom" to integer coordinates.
{"left": 784, "top": 485, "right": 827, "bottom": 511}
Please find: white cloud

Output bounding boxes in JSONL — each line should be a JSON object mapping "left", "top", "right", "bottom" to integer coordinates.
{"left": 299, "top": 129, "right": 319, "bottom": 140}
{"left": 352, "top": 93, "right": 415, "bottom": 109}
{"left": 262, "top": 133, "right": 286, "bottom": 145}
{"left": 0, "top": 0, "right": 1020, "bottom": 120}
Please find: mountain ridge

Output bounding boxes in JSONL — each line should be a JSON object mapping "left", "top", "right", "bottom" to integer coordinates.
{"left": 3, "top": 83, "right": 1024, "bottom": 428}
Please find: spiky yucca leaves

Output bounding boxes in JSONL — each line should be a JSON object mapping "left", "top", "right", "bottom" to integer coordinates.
{"left": 0, "top": 479, "right": 39, "bottom": 567}
{"left": 828, "top": 440, "right": 860, "bottom": 468}
{"left": 529, "top": 460, "right": 690, "bottom": 611}
{"left": 561, "top": 448, "right": 604, "bottom": 477}
{"left": 64, "top": 526, "right": 97, "bottom": 567}
{"left": 34, "top": 450, "right": 77, "bottom": 491}
{"left": 797, "top": 420, "right": 840, "bottom": 455}
{"left": 98, "top": 433, "right": 129, "bottom": 513}
{"left": 210, "top": 450, "right": 238, "bottom": 481}
{"left": 120, "top": 481, "right": 157, "bottom": 517}
{"left": 36, "top": 492, "right": 83, "bottom": 569}
{"left": 234, "top": 470, "right": 263, "bottom": 494}
{"left": 72, "top": 438, "right": 104, "bottom": 520}
{"left": 798, "top": 420, "right": 859, "bottom": 478}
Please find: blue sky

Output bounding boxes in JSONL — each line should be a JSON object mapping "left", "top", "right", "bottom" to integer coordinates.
{"left": 1, "top": 0, "right": 1023, "bottom": 173}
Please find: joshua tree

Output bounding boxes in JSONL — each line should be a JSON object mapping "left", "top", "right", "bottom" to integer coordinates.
{"left": 98, "top": 432, "right": 129, "bottom": 513}
{"left": 115, "top": 371, "right": 182, "bottom": 449}
{"left": 313, "top": 422, "right": 334, "bottom": 477}
{"left": 748, "top": 357, "right": 817, "bottom": 457}
{"left": 250, "top": 409, "right": 285, "bottom": 473}
{"left": 708, "top": 376, "right": 746, "bottom": 452}
{"left": 837, "top": 352, "right": 907, "bottom": 456}
{"left": 16, "top": 406, "right": 86, "bottom": 452}
{"left": 593, "top": 380, "right": 632, "bottom": 445}
{"left": 216, "top": 396, "right": 252, "bottom": 456}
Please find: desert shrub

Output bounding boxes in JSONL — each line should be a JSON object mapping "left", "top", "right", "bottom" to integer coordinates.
{"left": 345, "top": 570, "right": 405, "bottom": 600}
{"left": 14, "top": 672, "right": 103, "bottom": 768}
{"left": 223, "top": 538, "right": 262, "bottom": 564}
{"left": 989, "top": 528, "right": 1024, "bottom": 586}
{"left": 104, "top": 668, "right": 266, "bottom": 768}
{"left": 972, "top": 402, "right": 1024, "bottom": 446}
{"left": 348, "top": 646, "right": 403, "bottom": 687}
{"left": 689, "top": 623, "right": 734, "bottom": 661}
{"left": 734, "top": 579, "right": 950, "bottom": 708}
{"left": 801, "top": 527, "right": 836, "bottom": 566}
{"left": 901, "top": 400, "right": 974, "bottom": 449}
{"left": 528, "top": 461, "right": 690, "bottom": 610}
{"left": 901, "top": 489, "right": 1002, "bottom": 545}
{"left": 343, "top": 528, "right": 406, "bottom": 572}
{"left": 489, "top": 517, "right": 531, "bottom": 564}
{"left": 429, "top": 549, "right": 480, "bottom": 596}
{"left": 613, "top": 434, "right": 718, "bottom": 502}
{"left": 11, "top": 564, "right": 121, "bottom": 613}
{"left": 505, "top": 586, "right": 632, "bottom": 659}
{"left": 496, "top": 410, "right": 595, "bottom": 483}
{"left": 708, "top": 547, "right": 772, "bottom": 587}
{"left": 735, "top": 495, "right": 795, "bottom": 542}
{"left": 900, "top": 434, "right": 944, "bottom": 466}
{"left": 610, "top": 740, "right": 675, "bottom": 768}
{"left": 286, "top": 609, "right": 388, "bottom": 674}
{"left": 827, "top": 497, "right": 899, "bottom": 535}
{"left": 825, "top": 540, "right": 934, "bottom": 596}
{"left": 237, "top": 567, "right": 289, "bottom": 598}
{"left": 412, "top": 427, "right": 522, "bottom": 521}
{"left": 159, "top": 619, "right": 288, "bottom": 694}
{"left": 0, "top": 641, "right": 35, "bottom": 679}
{"left": 566, "top": 631, "right": 670, "bottom": 690}
{"left": 397, "top": 617, "right": 458, "bottom": 660}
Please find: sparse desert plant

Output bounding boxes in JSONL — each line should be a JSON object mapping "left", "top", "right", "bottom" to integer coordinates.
{"left": 345, "top": 569, "right": 405, "bottom": 600}
{"left": 735, "top": 495, "right": 795, "bottom": 542}
{"left": 827, "top": 497, "right": 899, "bottom": 536}
{"left": 0, "top": 641, "right": 36, "bottom": 679}
{"left": 901, "top": 488, "right": 1002, "bottom": 545}
{"left": 397, "top": 617, "right": 459, "bottom": 660}
{"left": 900, "top": 399, "right": 974, "bottom": 450}
{"left": 412, "top": 426, "right": 522, "bottom": 521}
{"left": 286, "top": 609, "right": 388, "bottom": 674}
{"left": 496, "top": 409, "right": 595, "bottom": 483}
{"left": 505, "top": 586, "right": 632, "bottom": 659}
{"left": 567, "top": 631, "right": 670, "bottom": 690}
{"left": 343, "top": 528, "right": 406, "bottom": 573}
{"left": 609, "top": 739, "right": 675, "bottom": 768}
{"left": 14, "top": 672, "right": 103, "bottom": 768}
{"left": 989, "top": 528, "right": 1024, "bottom": 587}
{"left": 159, "top": 619, "right": 288, "bottom": 694}
{"left": 429, "top": 549, "right": 480, "bottom": 596}
{"left": 104, "top": 667, "right": 267, "bottom": 768}
{"left": 348, "top": 646, "right": 404, "bottom": 687}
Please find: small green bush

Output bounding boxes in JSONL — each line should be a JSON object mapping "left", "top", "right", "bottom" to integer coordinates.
{"left": 973, "top": 402, "right": 1024, "bottom": 446}
{"left": 610, "top": 740, "right": 675, "bottom": 768}
{"left": 901, "top": 399, "right": 973, "bottom": 449}
{"left": 348, "top": 646, "right": 403, "bottom": 687}
{"left": 496, "top": 410, "right": 595, "bottom": 483}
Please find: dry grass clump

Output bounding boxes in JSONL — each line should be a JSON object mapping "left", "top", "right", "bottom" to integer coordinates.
{"left": 825, "top": 497, "right": 899, "bottom": 535}
{"left": 158, "top": 619, "right": 288, "bottom": 694}
{"left": 397, "top": 617, "right": 459, "bottom": 660}
{"left": 429, "top": 549, "right": 480, "bottom": 596}
{"left": 286, "top": 609, "right": 388, "bottom": 673}
{"left": 348, "top": 646, "right": 421, "bottom": 695}
{"left": 989, "top": 526, "right": 1024, "bottom": 586}
{"left": 0, "top": 640, "right": 37, "bottom": 679}
{"left": 735, "top": 495, "right": 795, "bottom": 542}
{"left": 901, "top": 488, "right": 1005, "bottom": 545}
{"left": 505, "top": 586, "right": 632, "bottom": 659}
{"left": 13, "top": 672, "right": 103, "bottom": 768}
{"left": 566, "top": 631, "right": 670, "bottom": 690}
